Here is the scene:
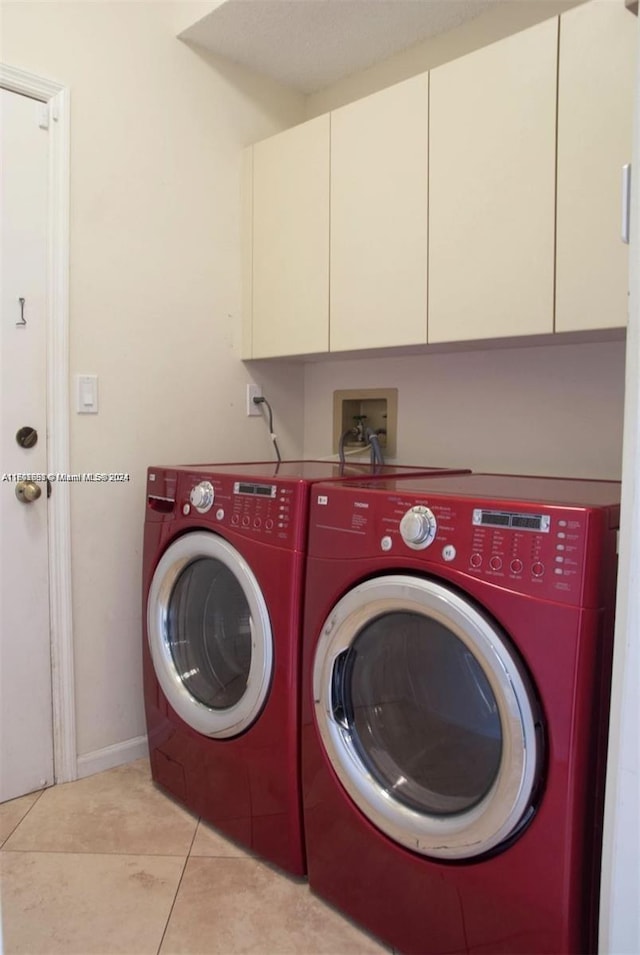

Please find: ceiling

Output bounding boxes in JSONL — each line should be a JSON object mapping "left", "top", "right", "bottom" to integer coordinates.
{"left": 179, "top": 0, "right": 499, "bottom": 94}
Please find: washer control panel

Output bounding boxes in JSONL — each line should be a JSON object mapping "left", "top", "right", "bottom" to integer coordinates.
{"left": 174, "top": 472, "right": 305, "bottom": 550}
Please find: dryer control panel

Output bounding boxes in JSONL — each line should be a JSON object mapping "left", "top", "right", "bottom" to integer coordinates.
{"left": 310, "top": 484, "right": 616, "bottom": 609}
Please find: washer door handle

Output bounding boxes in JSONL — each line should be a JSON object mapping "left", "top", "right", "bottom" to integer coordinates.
{"left": 331, "top": 649, "right": 351, "bottom": 730}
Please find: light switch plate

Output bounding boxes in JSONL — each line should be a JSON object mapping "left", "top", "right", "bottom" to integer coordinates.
{"left": 76, "top": 374, "right": 98, "bottom": 414}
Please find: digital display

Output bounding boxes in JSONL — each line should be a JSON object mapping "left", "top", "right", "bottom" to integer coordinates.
{"left": 234, "top": 482, "right": 276, "bottom": 498}
{"left": 512, "top": 515, "right": 543, "bottom": 531}
{"left": 481, "top": 512, "right": 510, "bottom": 527}
{"left": 473, "top": 509, "right": 550, "bottom": 533}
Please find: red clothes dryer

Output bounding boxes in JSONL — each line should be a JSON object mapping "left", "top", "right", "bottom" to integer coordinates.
{"left": 142, "top": 461, "right": 467, "bottom": 877}
{"left": 301, "top": 473, "right": 620, "bottom": 951}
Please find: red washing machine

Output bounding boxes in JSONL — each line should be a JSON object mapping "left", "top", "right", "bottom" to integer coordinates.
{"left": 143, "top": 461, "right": 468, "bottom": 877}
{"left": 301, "top": 473, "right": 620, "bottom": 951}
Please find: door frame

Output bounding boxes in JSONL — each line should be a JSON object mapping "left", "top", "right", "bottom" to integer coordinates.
{"left": 600, "top": 14, "right": 640, "bottom": 950}
{"left": 0, "top": 64, "right": 76, "bottom": 786}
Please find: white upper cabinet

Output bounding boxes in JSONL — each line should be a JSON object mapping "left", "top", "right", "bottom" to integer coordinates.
{"left": 249, "top": 115, "right": 330, "bottom": 359}
{"left": 329, "top": 74, "right": 429, "bottom": 352}
{"left": 243, "top": 2, "right": 635, "bottom": 359}
{"left": 428, "top": 19, "right": 558, "bottom": 344}
{"left": 556, "top": 0, "right": 636, "bottom": 333}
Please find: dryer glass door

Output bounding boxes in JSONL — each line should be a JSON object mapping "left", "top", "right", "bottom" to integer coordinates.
{"left": 313, "top": 574, "right": 543, "bottom": 860}
{"left": 148, "top": 532, "right": 272, "bottom": 738}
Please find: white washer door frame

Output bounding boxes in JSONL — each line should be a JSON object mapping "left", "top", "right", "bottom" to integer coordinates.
{"left": 313, "top": 574, "right": 543, "bottom": 860}
{"left": 148, "top": 531, "right": 273, "bottom": 738}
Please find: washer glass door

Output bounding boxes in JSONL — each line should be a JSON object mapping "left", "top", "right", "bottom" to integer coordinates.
{"left": 148, "top": 532, "right": 272, "bottom": 738}
{"left": 313, "top": 574, "right": 543, "bottom": 859}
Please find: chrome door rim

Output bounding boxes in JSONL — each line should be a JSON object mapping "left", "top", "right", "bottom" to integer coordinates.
{"left": 313, "top": 574, "right": 541, "bottom": 860}
{"left": 148, "top": 531, "right": 272, "bottom": 738}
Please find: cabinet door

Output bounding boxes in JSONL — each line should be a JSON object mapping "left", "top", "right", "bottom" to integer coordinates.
{"left": 428, "top": 19, "right": 557, "bottom": 344}
{"left": 556, "top": 0, "right": 636, "bottom": 333}
{"left": 330, "top": 74, "right": 429, "bottom": 352}
{"left": 250, "top": 115, "right": 330, "bottom": 358}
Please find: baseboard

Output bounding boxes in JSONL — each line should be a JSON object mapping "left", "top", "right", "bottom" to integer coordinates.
{"left": 76, "top": 735, "right": 149, "bottom": 780}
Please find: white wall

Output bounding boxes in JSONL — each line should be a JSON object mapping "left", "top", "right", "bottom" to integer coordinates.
{"left": 1, "top": 1, "right": 306, "bottom": 767}
{"left": 303, "top": 340, "right": 626, "bottom": 479}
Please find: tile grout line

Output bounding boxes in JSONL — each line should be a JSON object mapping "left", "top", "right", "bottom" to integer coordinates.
{"left": 0, "top": 788, "right": 47, "bottom": 850}
{"left": 155, "top": 816, "right": 201, "bottom": 955}
{"left": 0, "top": 847, "right": 194, "bottom": 857}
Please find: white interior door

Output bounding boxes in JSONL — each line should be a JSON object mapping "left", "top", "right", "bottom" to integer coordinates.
{"left": 0, "top": 87, "right": 54, "bottom": 802}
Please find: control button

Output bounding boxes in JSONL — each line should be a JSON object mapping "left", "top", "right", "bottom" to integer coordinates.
{"left": 558, "top": 520, "right": 567, "bottom": 527}
{"left": 182, "top": 503, "right": 191, "bottom": 516}
{"left": 253, "top": 518, "right": 262, "bottom": 528}
{"left": 399, "top": 506, "right": 437, "bottom": 550}
{"left": 556, "top": 544, "right": 565, "bottom": 552}
{"left": 554, "top": 568, "right": 564, "bottom": 575}
{"left": 216, "top": 508, "right": 224, "bottom": 521}
{"left": 489, "top": 556, "right": 503, "bottom": 571}
{"left": 470, "top": 553, "right": 482, "bottom": 569}
{"left": 265, "top": 519, "right": 274, "bottom": 530}
{"left": 189, "top": 481, "right": 215, "bottom": 513}
{"left": 442, "top": 545, "right": 456, "bottom": 562}
{"left": 510, "top": 559, "right": 523, "bottom": 574}
{"left": 555, "top": 556, "right": 564, "bottom": 564}
{"left": 532, "top": 561, "right": 545, "bottom": 577}
{"left": 557, "top": 532, "right": 566, "bottom": 539}
{"left": 380, "top": 536, "right": 393, "bottom": 552}
{"left": 242, "top": 516, "right": 250, "bottom": 527}
{"left": 231, "top": 514, "right": 240, "bottom": 526}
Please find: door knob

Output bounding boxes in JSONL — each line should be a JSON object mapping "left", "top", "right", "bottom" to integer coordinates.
{"left": 15, "top": 480, "right": 42, "bottom": 503}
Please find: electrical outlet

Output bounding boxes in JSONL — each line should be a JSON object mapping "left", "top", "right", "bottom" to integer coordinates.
{"left": 246, "top": 383, "right": 263, "bottom": 416}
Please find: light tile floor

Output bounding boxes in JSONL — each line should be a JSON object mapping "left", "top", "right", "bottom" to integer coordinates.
{"left": 0, "top": 759, "right": 391, "bottom": 955}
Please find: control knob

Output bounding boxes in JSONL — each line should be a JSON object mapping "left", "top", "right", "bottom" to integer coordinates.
{"left": 189, "top": 481, "right": 214, "bottom": 513}
{"left": 400, "top": 505, "right": 437, "bottom": 550}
